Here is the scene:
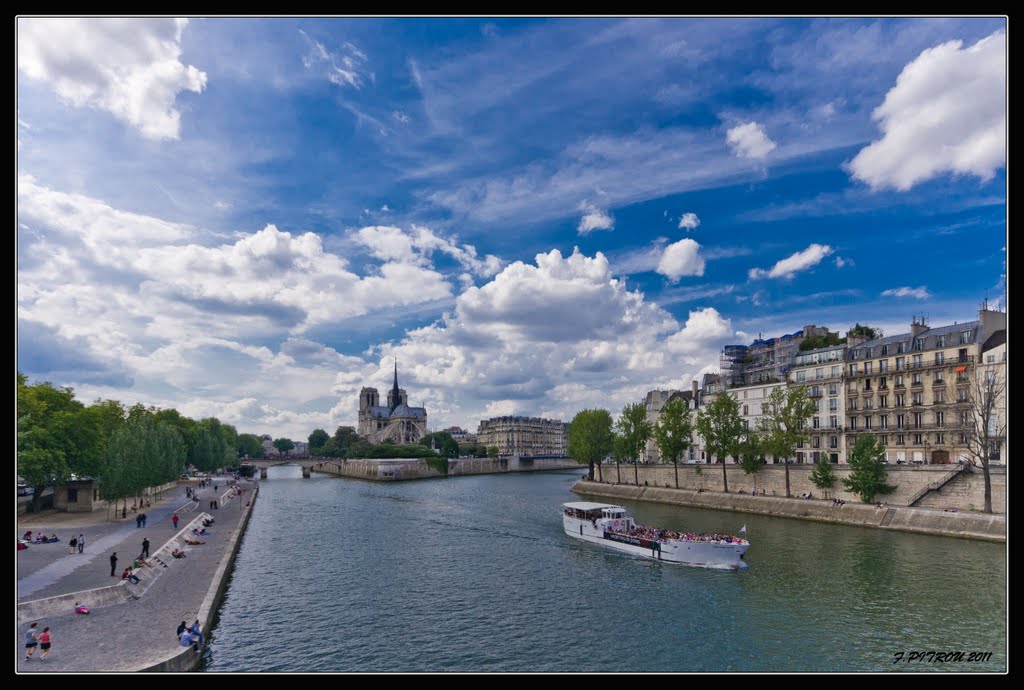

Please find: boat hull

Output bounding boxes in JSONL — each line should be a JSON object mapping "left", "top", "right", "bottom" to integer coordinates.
{"left": 563, "top": 517, "right": 747, "bottom": 570}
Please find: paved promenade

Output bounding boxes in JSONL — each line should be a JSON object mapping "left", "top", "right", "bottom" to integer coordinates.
{"left": 17, "top": 477, "right": 257, "bottom": 672}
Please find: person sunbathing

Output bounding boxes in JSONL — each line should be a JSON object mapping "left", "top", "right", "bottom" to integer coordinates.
{"left": 172, "top": 549, "right": 187, "bottom": 558}
{"left": 74, "top": 602, "right": 90, "bottom": 614}
{"left": 185, "top": 538, "right": 205, "bottom": 545}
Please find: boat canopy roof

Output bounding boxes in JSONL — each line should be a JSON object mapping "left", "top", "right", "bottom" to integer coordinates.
{"left": 563, "top": 502, "right": 621, "bottom": 511}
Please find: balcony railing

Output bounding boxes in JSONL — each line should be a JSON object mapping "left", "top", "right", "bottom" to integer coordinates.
{"left": 894, "top": 384, "right": 906, "bottom": 389}
{"left": 910, "top": 380, "right": 924, "bottom": 388}
{"left": 932, "top": 380, "right": 947, "bottom": 387}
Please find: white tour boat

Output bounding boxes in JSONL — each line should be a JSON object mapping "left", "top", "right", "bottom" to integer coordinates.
{"left": 562, "top": 501, "right": 749, "bottom": 569}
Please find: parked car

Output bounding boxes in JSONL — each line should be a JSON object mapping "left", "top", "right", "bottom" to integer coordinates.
{"left": 17, "top": 485, "right": 34, "bottom": 496}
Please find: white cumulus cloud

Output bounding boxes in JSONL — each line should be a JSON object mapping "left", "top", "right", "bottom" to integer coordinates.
{"left": 678, "top": 212, "right": 701, "bottom": 230}
{"left": 881, "top": 286, "right": 931, "bottom": 299}
{"left": 726, "top": 121, "right": 777, "bottom": 159}
{"left": 848, "top": 31, "right": 1006, "bottom": 191}
{"left": 656, "top": 239, "right": 705, "bottom": 282}
{"left": 576, "top": 202, "right": 614, "bottom": 235}
{"left": 749, "top": 244, "right": 833, "bottom": 280}
{"left": 18, "top": 18, "right": 207, "bottom": 140}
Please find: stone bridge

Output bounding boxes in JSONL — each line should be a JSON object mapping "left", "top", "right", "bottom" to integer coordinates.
{"left": 245, "top": 458, "right": 317, "bottom": 478}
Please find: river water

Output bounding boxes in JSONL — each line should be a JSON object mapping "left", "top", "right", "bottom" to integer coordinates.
{"left": 203, "top": 466, "right": 1005, "bottom": 672}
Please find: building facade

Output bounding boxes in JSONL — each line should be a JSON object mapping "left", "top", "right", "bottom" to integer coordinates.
{"left": 843, "top": 307, "right": 1005, "bottom": 465}
{"left": 476, "top": 416, "right": 568, "bottom": 457}
{"left": 789, "top": 344, "right": 848, "bottom": 464}
{"left": 357, "top": 364, "right": 428, "bottom": 445}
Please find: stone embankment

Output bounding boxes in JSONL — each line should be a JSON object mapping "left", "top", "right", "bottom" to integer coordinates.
{"left": 17, "top": 478, "right": 259, "bottom": 673}
{"left": 312, "top": 455, "right": 579, "bottom": 481}
{"left": 572, "top": 480, "right": 1005, "bottom": 542}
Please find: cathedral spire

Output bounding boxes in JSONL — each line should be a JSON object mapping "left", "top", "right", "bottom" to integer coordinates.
{"left": 390, "top": 359, "right": 401, "bottom": 413}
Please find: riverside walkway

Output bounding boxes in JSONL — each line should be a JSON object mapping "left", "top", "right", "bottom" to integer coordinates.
{"left": 16, "top": 477, "right": 257, "bottom": 673}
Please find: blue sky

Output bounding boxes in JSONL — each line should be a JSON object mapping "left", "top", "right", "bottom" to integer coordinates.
{"left": 17, "top": 17, "right": 1007, "bottom": 439}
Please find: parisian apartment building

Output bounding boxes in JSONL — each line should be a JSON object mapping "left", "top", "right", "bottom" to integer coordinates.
{"left": 476, "top": 416, "right": 569, "bottom": 457}
{"left": 649, "top": 305, "right": 1006, "bottom": 466}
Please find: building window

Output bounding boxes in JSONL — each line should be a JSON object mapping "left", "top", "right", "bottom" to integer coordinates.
{"left": 895, "top": 374, "right": 904, "bottom": 387}
{"left": 879, "top": 359, "right": 888, "bottom": 373}
{"left": 879, "top": 395, "right": 888, "bottom": 408}
{"left": 935, "top": 412, "right": 944, "bottom": 427}
{"left": 864, "top": 399, "right": 873, "bottom": 410}
{"left": 912, "top": 373, "right": 922, "bottom": 385}
{"left": 957, "top": 389, "right": 968, "bottom": 402}
{"left": 879, "top": 376, "right": 887, "bottom": 389}
{"left": 960, "top": 330, "right": 971, "bottom": 345}
{"left": 797, "top": 371, "right": 806, "bottom": 383}
{"left": 985, "top": 370, "right": 995, "bottom": 384}
{"left": 850, "top": 363, "right": 858, "bottom": 376}
{"left": 896, "top": 434, "right": 905, "bottom": 445}
{"left": 829, "top": 383, "right": 839, "bottom": 395}
{"left": 865, "top": 361, "right": 873, "bottom": 375}
{"left": 913, "top": 354, "right": 922, "bottom": 368}
{"left": 848, "top": 398, "right": 857, "bottom": 410}
{"left": 915, "top": 337, "right": 925, "bottom": 351}
{"left": 880, "top": 415, "right": 888, "bottom": 430}
{"left": 896, "top": 414, "right": 906, "bottom": 429}
{"left": 829, "top": 398, "right": 838, "bottom": 411}
{"left": 914, "top": 412, "right": 924, "bottom": 427}
{"left": 813, "top": 416, "right": 820, "bottom": 429}
{"left": 913, "top": 434, "right": 923, "bottom": 445}
{"left": 934, "top": 371, "right": 944, "bottom": 383}
{"left": 864, "top": 417, "right": 872, "bottom": 430}
{"left": 815, "top": 368, "right": 823, "bottom": 380}
{"left": 812, "top": 436, "right": 821, "bottom": 448}
{"left": 936, "top": 335, "right": 946, "bottom": 347}
{"left": 743, "top": 405, "right": 748, "bottom": 415}
{"left": 960, "top": 433, "right": 968, "bottom": 444}
{"left": 829, "top": 415, "right": 838, "bottom": 429}
{"left": 935, "top": 351, "right": 945, "bottom": 365}
{"left": 866, "top": 348, "right": 873, "bottom": 358}
{"left": 830, "top": 436, "right": 838, "bottom": 449}
{"left": 934, "top": 391, "right": 944, "bottom": 403}
{"left": 897, "top": 342, "right": 906, "bottom": 353}
{"left": 895, "top": 356, "right": 905, "bottom": 370}
{"left": 865, "top": 379, "right": 872, "bottom": 391}
{"left": 896, "top": 394, "right": 905, "bottom": 407}
{"left": 881, "top": 345, "right": 889, "bottom": 356}
{"left": 935, "top": 434, "right": 944, "bottom": 444}
{"left": 67, "top": 488, "right": 79, "bottom": 503}
{"left": 831, "top": 366, "right": 840, "bottom": 378}
{"left": 959, "top": 348, "right": 969, "bottom": 363}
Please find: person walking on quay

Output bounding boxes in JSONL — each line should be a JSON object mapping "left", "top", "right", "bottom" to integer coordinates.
{"left": 110, "top": 552, "right": 118, "bottom": 577}
{"left": 78, "top": 534, "right": 85, "bottom": 554}
{"left": 38, "top": 627, "right": 52, "bottom": 660}
{"left": 141, "top": 513, "right": 147, "bottom": 528}
{"left": 136, "top": 514, "right": 143, "bottom": 528}
{"left": 172, "top": 513, "right": 179, "bottom": 529}
{"left": 68, "top": 536, "right": 77, "bottom": 555}
{"left": 25, "top": 622, "right": 39, "bottom": 661}
{"left": 142, "top": 537, "right": 150, "bottom": 559}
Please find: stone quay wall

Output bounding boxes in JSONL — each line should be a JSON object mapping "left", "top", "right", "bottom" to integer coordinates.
{"left": 312, "top": 456, "right": 579, "bottom": 481}
{"left": 572, "top": 481, "right": 1005, "bottom": 542}
{"left": 588, "top": 463, "right": 1005, "bottom": 513}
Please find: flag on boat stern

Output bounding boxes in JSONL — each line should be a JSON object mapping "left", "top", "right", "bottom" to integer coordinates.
{"left": 740, "top": 524, "right": 747, "bottom": 533}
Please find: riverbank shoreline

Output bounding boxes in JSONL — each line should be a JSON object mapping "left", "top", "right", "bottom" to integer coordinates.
{"left": 571, "top": 480, "right": 1005, "bottom": 542}
{"left": 17, "top": 477, "right": 259, "bottom": 673}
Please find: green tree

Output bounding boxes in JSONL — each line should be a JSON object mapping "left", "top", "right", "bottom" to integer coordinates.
{"left": 323, "top": 426, "right": 361, "bottom": 457}
{"left": 152, "top": 408, "right": 199, "bottom": 466}
{"left": 654, "top": 397, "right": 693, "bottom": 489}
{"left": 487, "top": 445, "right": 500, "bottom": 459}
{"left": 17, "top": 374, "right": 81, "bottom": 510}
{"left": 611, "top": 432, "right": 630, "bottom": 484}
{"left": 237, "top": 433, "right": 264, "bottom": 459}
{"left": 842, "top": 434, "right": 896, "bottom": 503}
{"left": 737, "top": 429, "right": 764, "bottom": 492}
{"left": 696, "top": 394, "right": 744, "bottom": 493}
{"left": 616, "top": 402, "right": 652, "bottom": 486}
{"left": 760, "top": 386, "right": 816, "bottom": 498}
{"left": 220, "top": 423, "right": 239, "bottom": 465}
{"left": 308, "top": 429, "right": 330, "bottom": 455}
{"left": 273, "top": 438, "right": 295, "bottom": 456}
{"left": 420, "top": 432, "right": 460, "bottom": 459}
{"left": 567, "top": 409, "right": 613, "bottom": 482}
{"left": 809, "top": 457, "right": 837, "bottom": 497}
